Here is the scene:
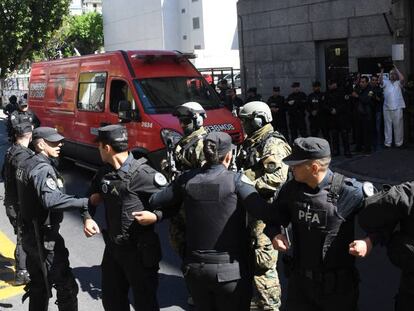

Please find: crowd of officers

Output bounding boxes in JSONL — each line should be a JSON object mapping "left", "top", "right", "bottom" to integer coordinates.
{"left": 2, "top": 95, "right": 414, "bottom": 311}
{"left": 218, "top": 69, "right": 414, "bottom": 156}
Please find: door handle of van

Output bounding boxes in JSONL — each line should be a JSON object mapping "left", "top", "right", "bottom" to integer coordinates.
{"left": 100, "top": 122, "right": 111, "bottom": 127}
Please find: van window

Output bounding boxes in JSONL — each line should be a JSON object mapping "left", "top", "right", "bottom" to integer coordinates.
{"left": 135, "top": 77, "right": 220, "bottom": 114}
{"left": 109, "top": 80, "right": 136, "bottom": 113}
{"left": 77, "top": 72, "right": 106, "bottom": 112}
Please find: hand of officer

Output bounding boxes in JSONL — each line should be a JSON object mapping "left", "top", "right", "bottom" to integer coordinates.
{"left": 132, "top": 211, "right": 157, "bottom": 226}
{"left": 272, "top": 234, "right": 290, "bottom": 252}
{"left": 89, "top": 193, "right": 103, "bottom": 206}
{"left": 83, "top": 218, "right": 100, "bottom": 237}
{"left": 349, "top": 237, "right": 372, "bottom": 258}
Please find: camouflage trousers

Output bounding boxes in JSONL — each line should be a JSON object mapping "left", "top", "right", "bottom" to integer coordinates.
{"left": 169, "top": 207, "right": 186, "bottom": 259}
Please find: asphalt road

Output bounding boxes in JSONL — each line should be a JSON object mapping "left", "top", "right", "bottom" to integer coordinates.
{"left": 0, "top": 111, "right": 402, "bottom": 311}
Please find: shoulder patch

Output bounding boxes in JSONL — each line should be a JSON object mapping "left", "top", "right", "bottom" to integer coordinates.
{"left": 154, "top": 172, "right": 168, "bottom": 187}
{"left": 46, "top": 178, "right": 57, "bottom": 190}
{"left": 362, "top": 182, "right": 376, "bottom": 197}
{"left": 11, "top": 115, "right": 16, "bottom": 120}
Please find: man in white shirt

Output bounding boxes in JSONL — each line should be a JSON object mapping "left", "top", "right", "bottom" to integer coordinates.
{"left": 380, "top": 65, "right": 406, "bottom": 147}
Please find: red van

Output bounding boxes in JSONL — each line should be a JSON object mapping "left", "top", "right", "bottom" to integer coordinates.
{"left": 28, "top": 50, "right": 243, "bottom": 168}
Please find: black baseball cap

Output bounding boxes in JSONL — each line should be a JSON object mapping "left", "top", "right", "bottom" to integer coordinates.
{"left": 14, "top": 122, "right": 32, "bottom": 136}
{"left": 18, "top": 99, "right": 28, "bottom": 108}
{"left": 283, "top": 137, "right": 331, "bottom": 166}
{"left": 204, "top": 132, "right": 234, "bottom": 158}
{"left": 291, "top": 82, "right": 300, "bottom": 88}
{"left": 33, "top": 127, "right": 64, "bottom": 142}
{"left": 273, "top": 86, "right": 280, "bottom": 92}
{"left": 95, "top": 124, "right": 128, "bottom": 144}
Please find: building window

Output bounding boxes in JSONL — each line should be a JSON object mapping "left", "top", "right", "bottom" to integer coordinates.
{"left": 183, "top": 35, "right": 187, "bottom": 40}
{"left": 194, "top": 45, "right": 201, "bottom": 50}
{"left": 192, "top": 0, "right": 198, "bottom": 2}
{"left": 181, "top": 8, "right": 186, "bottom": 13}
{"left": 193, "top": 17, "right": 200, "bottom": 29}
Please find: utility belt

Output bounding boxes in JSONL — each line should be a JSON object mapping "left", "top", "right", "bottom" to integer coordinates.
{"left": 103, "top": 229, "right": 162, "bottom": 268}
{"left": 186, "top": 250, "right": 241, "bottom": 264}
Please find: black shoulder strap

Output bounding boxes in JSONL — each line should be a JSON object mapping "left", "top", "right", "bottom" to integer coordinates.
{"left": 121, "top": 157, "right": 147, "bottom": 181}
{"left": 327, "top": 172, "right": 345, "bottom": 205}
{"left": 258, "top": 130, "right": 289, "bottom": 151}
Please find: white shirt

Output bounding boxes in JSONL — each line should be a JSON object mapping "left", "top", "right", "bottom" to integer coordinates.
{"left": 382, "top": 78, "right": 406, "bottom": 110}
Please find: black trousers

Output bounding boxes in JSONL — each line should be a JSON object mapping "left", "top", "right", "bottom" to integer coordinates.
{"left": 395, "top": 273, "right": 414, "bottom": 311}
{"left": 355, "top": 113, "right": 373, "bottom": 152}
{"left": 101, "top": 239, "right": 160, "bottom": 311}
{"left": 23, "top": 231, "right": 78, "bottom": 311}
{"left": 183, "top": 253, "right": 250, "bottom": 311}
{"left": 287, "top": 269, "right": 359, "bottom": 311}
{"left": 14, "top": 217, "right": 27, "bottom": 271}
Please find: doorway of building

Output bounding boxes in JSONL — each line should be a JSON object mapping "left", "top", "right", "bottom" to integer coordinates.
{"left": 317, "top": 40, "right": 349, "bottom": 89}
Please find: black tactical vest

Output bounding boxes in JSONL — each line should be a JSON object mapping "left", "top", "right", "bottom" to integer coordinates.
{"left": 183, "top": 165, "right": 246, "bottom": 256}
{"left": 2, "top": 145, "right": 33, "bottom": 207}
{"left": 289, "top": 173, "right": 355, "bottom": 270}
{"left": 99, "top": 158, "right": 148, "bottom": 243}
{"left": 16, "top": 154, "right": 63, "bottom": 227}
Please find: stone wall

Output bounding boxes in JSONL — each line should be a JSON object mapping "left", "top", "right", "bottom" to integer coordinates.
{"left": 237, "top": 0, "right": 409, "bottom": 97}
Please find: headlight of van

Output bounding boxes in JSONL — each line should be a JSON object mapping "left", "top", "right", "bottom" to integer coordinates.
{"left": 160, "top": 129, "right": 182, "bottom": 148}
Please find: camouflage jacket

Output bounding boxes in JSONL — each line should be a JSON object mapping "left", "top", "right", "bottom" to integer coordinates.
{"left": 174, "top": 127, "right": 206, "bottom": 171}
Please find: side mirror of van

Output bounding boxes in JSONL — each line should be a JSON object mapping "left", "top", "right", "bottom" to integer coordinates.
{"left": 118, "top": 100, "right": 132, "bottom": 122}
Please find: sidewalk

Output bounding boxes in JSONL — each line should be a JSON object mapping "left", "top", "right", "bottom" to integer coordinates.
{"left": 331, "top": 145, "right": 414, "bottom": 185}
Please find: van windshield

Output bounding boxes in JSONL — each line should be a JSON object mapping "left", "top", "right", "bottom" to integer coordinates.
{"left": 134, "top": 77, "right": 221, "bottom": 114}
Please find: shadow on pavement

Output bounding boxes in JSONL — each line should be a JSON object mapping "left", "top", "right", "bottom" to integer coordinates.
{"left": 72, "top": 265, "right": 102, "bottom": 300}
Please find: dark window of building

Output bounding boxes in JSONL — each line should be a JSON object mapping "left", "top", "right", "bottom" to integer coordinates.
{"left": 183, "top": 35, "right": 187, "bottom": 40}
{"left": 193, "top": 17, "right": 200, "bottom": 29}
{"left": 181, "top": 8, "right": 186, "bottom": 13}
{"left": 194, "top": 45, "right": 202, "bottom": 50}
{"left": 192, "top": 0, "right": 198, "bottom": 2}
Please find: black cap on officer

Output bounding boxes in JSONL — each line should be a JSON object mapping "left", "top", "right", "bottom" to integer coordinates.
{"left": 283, "top": 137, "right": 330, "bottom": 166}
{"left": 14, "top": 122, "right": 32, "bottom": 136}
{"left": 291, "top": 82, "right": 300, "bottom": 88}
{"left": 95, "top": 124, "right": 128, "bottom": 144}
{"left": 18, "top": 99, "right": 28, "bottom": 108}
{"left": 33, "top": 127, "right": 64, "bottom": 142}
{"left": 273, "top": 86, "right": 280, "bottom": 92}
{"left": 204, "top": 132, "right": 234, "bottom": 158}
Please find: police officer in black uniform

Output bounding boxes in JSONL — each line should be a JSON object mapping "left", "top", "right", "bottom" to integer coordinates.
{"left": 270, "top": 137, "right": 369, "bottom": 311}
{"left": 325, "top": 80, "right": 352, "bottom": 157}
{"left": 134, "top": 132, "right": 276, "bottom": 311}
{"left": 307, "top": 81, "right": 326, "bottom": 138}
{"left": 267, "top": 86, "right": 288, "bottom": 139}
{"left": 85, "top": 124, "right": 167, "bottom": 311}
{"left": 286, "top": 82, "right": 308, "bottom": 143}
{"left": 357, "top": 182, "right": 414, "bottom": 311}
{"left": 1, "top": 122, "right": 33, "bottom": 285}
{"left": 9, "top": 97, "right": 40, "bottom": 139}
{"left": 16, "top": 127, "right": 91, "bottom": 311}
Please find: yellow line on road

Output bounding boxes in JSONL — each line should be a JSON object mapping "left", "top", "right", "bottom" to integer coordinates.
{"left": 0, "top": 231, "right": 24, "bottom": 300}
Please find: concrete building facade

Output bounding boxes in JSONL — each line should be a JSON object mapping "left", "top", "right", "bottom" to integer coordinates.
{"left": 102, "top": 0, "right": 240, "bottom": 69}
{"left": 237, "top": 0, "right": 413, "bottom": 96}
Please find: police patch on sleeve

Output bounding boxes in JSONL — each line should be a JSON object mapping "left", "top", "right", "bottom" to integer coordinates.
{"left": 154, "top": 173, "right": 168, "bottom": 187}
{"left": 46, "top": 178, "right": 57, "bottom": 190}
{"left": 240, "top": 174, "right": 254, "bottom": 186}
{"left": 11, "top": 115, "right": 16, "bottom": 120}
{"left": 362, "top": 182, "right": 376, "bottom": 197}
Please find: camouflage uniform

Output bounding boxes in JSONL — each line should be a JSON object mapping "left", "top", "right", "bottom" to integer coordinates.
{"left": 237, "top": 123, "right": 291, "bottom": 311}
{"left": 169, "top": 127, "right": 206, "bottom": 257}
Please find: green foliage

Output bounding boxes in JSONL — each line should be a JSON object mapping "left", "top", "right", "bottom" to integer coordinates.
{"left": 0, "top": 0, "right": 70, "bottom": 77}
{"left": 66, "top": 12, "right": 104, "bottom": 55}
{"left": 35, "top": 12, "right": 104, "bottom": 60}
